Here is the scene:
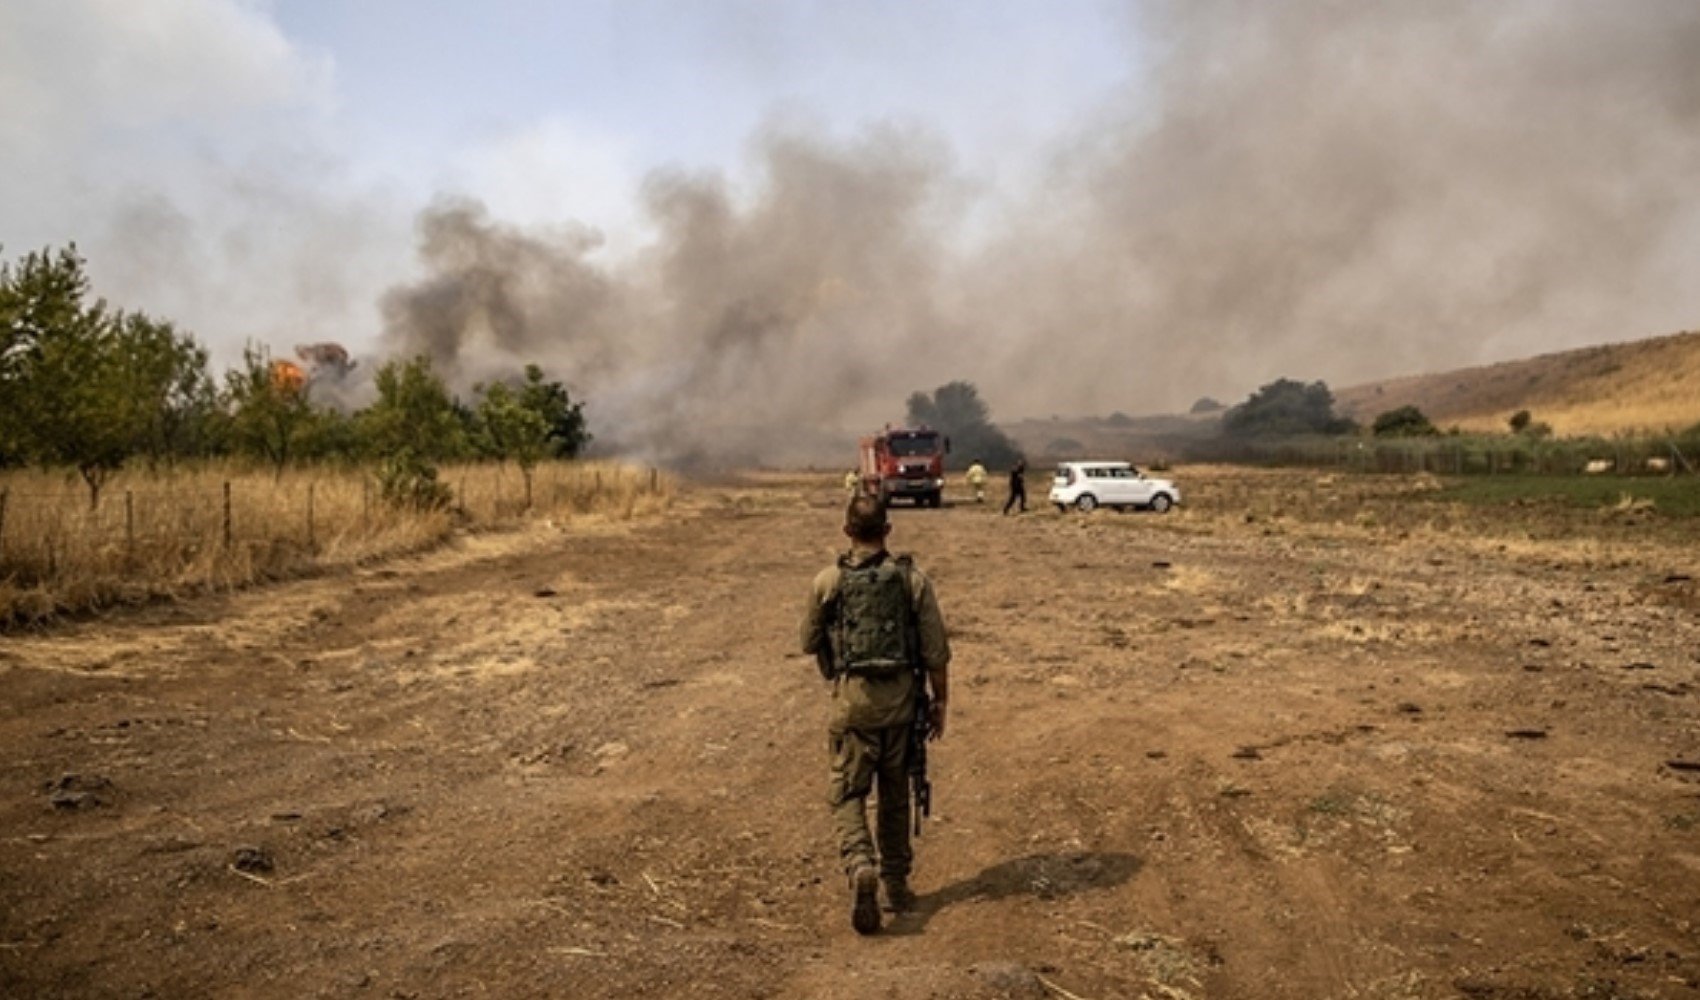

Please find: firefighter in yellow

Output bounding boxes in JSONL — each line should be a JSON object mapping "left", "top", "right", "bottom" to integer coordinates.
{"left": 844, "top": 468, "right": 860, "bottom": 496}
{"left": 800, "top": 495, "right": 951, "bottom": 934}
{"left": 965, "top": 459, "right": 988, "bottom": 503}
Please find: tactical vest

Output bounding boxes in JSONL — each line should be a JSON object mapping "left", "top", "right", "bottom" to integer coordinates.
{"left": 832, "top": 552, "right": 916, "bottom": 677}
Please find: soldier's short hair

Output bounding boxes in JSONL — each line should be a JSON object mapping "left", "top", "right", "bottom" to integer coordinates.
{"left": 844, "top": 495, "right": 890, "bottom": 542}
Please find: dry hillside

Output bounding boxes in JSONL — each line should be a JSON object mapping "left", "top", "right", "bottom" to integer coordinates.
{"left": 1003, "top": 330, "right": 1700, "bottom": 462}
{"left": 1334, "top": 329, "right": 1700, "bottom": 436}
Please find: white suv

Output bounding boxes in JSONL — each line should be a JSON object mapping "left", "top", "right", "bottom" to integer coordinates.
{"left": 1049, "top": 461, "right": 1181, "bottom": 513}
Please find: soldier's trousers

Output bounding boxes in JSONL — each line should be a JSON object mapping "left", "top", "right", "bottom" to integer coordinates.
{"left": 828, "top": 724, "right": 912, "bottom": 880}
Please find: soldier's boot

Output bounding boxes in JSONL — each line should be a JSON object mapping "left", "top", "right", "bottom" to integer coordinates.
{"left": 882, "top": 877, "right": 916, "bottom": 914}
{"left": 849, "top": 864, "right": 881, "bottom": 935}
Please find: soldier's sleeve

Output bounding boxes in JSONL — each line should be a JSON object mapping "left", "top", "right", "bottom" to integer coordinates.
{"left": 800, "top": 567, "right": 836, "bottom": 656}
{"left": 910, "top": 568, "right": 952, "bottom": 676}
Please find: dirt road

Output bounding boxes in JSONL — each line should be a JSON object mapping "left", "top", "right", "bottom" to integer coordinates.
{"left": 4, "top": 469, "right": 1699, "bottom": 999}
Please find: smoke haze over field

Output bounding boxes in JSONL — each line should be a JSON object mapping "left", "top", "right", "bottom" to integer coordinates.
{"left": 379, "top": 0, "right": 1700, "bottom": 461}
{"left": 8, "top": 1, "right": 1700, "bottom": 463}
{"left": 973, "top": 0, "right": 1700, "bottom": 415}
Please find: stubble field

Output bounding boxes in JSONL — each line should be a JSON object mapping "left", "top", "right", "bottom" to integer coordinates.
{"left": 2, "top": 467, "right": 1698, "bottom": 999}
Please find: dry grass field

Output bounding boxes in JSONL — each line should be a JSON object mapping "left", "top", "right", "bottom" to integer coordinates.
{"left": 2, "top": 467, "right": 1698, "bottom": 999}
{"left": 0, "top": 461, "right": 672, "bottom": 627}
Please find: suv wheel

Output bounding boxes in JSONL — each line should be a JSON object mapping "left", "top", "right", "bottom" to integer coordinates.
{"left": 1150, "top": 493, "right": 1173, "bottom": 513}
{"left": 1076, "top": 494, "right": 1098, "bottom": 513}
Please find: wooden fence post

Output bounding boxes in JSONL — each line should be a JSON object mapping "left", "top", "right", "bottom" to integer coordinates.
{"left": 307, "top": 483, "right": 316, "bottom": 551}
{"left": 649, "top": 467, "right": 658, "bottom": 492}
{"left": 125, "top": 490, "right": 135, "bottom": 560}
{"left": 223, "top": 481, "right": 232, "bottom": 551}
{"left": 362, "top": 478, "right": 371, "bottom": 530}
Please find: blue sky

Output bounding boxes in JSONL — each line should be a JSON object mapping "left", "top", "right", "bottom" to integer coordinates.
{"left": 270, "top": 0, "right": 1138, "bottom": 207}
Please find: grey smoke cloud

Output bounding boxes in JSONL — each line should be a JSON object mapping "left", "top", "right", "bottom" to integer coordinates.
{"left": 375, "top": 1, "right": 1700, "bottom": 461}
{"left": 972, "top": 0, "right": 1700, "bottom": 410}
{"left": 382, "top": 123, "right": 959, "bottom": 465}
{"left": 0, "top": 1, "right": 406, "bottom": 367}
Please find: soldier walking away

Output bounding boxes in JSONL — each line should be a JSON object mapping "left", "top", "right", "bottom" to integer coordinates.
{"left": 965, "top": 459, "right": 988, "bottom": 503}
{"left": 801, "top": 495, "right": 951, "bottom": 935}
{"left": 1002, "top": 459, "right": 1027, "bottom": 515}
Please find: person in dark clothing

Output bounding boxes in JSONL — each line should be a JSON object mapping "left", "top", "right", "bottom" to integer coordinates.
{"left": 1002, "top": 459, "right": 1027, "bottom": 515}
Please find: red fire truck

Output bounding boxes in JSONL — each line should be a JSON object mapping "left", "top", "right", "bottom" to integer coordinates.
{"left": 859, "top": 425, "right": 949, "bottom": 507}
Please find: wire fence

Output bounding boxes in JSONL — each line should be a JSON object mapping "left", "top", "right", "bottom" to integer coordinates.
{"left": 0, "top": 461, "right": 670, "bottom": 622}
{"left": 1186, "top": 435, "right": 1698, "bottom": 476}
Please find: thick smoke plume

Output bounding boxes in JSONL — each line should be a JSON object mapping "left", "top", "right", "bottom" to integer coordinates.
{"left": 383, "top": 124, "right": 958, "bottom": 465}
{"left": 383, "top": 1, "right": 1700, "bottom": 464}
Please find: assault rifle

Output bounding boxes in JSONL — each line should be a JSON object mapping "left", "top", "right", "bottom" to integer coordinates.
{"left": 908, "top": 659, "right": 932, "bottom": 835}
{"left": 904, "top": 566, "right": 932, "bottom": 836}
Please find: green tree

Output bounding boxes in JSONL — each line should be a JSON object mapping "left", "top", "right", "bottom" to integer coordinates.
{"left": 1371, "top": 405, "right": 1438, "bottom": 437}
{"left": 904, "top": 380, "right": 1021, "bottom": 469}
{"left": 225, "top": 343, "right": 315, "bottom": 478}
{"left": 357, "top": 355, "right": 469, "bottom": 462}
{"left": 475, "top": 379, "right": 550, "bottom": 508}
{"left": 514, "top": 364, "right": 590, "bottom": 458}
{"left": 295, "top": 406, "right": 359, "bottom": 463}
{"left": 1507, "top": 409, "right": 1553, "bottom": 439}
{"left": 0, "top": 246, "right": 142, "bottom": 506}
{"left": 112, "top": 311, "right": 220, "bottom": 465}
{"left": 1222, "top": 378, "right": 1357, "bottom": 439}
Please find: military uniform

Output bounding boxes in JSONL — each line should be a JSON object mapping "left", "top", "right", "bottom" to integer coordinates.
{"left": 844, "top": 469, "right": 861, "bottom": 496}
{"left": 800, "top": 541, "right": 951, "bottom": 921}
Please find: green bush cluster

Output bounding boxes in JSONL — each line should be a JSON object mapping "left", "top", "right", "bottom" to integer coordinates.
{"left": 1222, "top": 378, "right": 1358, "bottom": 439}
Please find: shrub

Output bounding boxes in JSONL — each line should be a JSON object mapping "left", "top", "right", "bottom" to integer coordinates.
{"left": 378, "top": 450, "right": 454, "bottom": 511}
{"left": 1372, "top": 405, "right": 1438, "bottom": 437}
{"left": 1223, "top": 379, "right": 1356, "bottom": 439}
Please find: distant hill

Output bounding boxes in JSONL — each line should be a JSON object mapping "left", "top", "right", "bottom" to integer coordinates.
{"left": 1002, "top": 329, "right": 1700, "bottom": 463}
{"left": 1334, "top": 329, "right": 1700, "bottom": 436}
